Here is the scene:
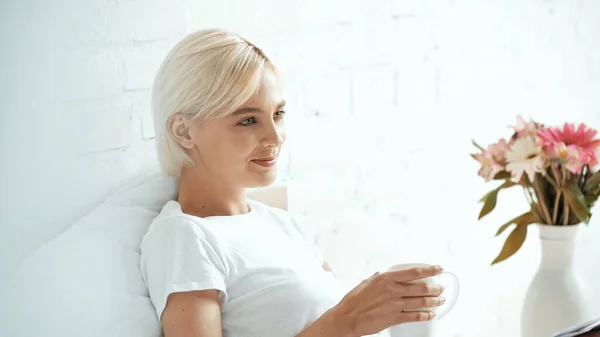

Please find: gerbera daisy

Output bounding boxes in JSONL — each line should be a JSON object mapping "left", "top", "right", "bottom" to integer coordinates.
{"left": 537, "top": 123, "right": 600, "bottom": 170}
{"left": 505, "top": 136, "right": 546, "bottom": 183}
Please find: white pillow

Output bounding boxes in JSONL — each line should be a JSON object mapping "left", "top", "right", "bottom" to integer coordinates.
{"left": 1, "top": 171, "right": 177, "bottom": 337}
{"left": 1, "top": 170, "right": 289, "bottom": 337}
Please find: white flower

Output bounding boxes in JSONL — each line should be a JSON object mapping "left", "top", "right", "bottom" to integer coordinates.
{"left": 505, "top": 136, "right": 545, "bottom": 183}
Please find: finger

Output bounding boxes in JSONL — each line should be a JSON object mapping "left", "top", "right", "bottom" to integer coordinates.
{"left": 401, "top": 296, "right": 446, "bottom": 310}
{"left": 395, "top": 311, "right": 436, "bottom": 324}
{"left": 401, "top": 282, "right": 445, "bottom": 297}
{"left": 385, "top": 265, "right": 443, "bottom": 283}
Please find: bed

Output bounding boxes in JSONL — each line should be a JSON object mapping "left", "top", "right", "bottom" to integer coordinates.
{"left": 0, "top": 162, "right": 288, "bottom": 337}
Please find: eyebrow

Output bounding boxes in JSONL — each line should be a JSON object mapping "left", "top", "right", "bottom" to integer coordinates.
{"left": 231, "top": 100, "right": 286, "bottom": 115}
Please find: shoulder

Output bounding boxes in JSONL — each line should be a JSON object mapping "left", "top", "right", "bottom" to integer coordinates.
{"left": 140, "top": 201, "right": 228, "bottom": 274}
{"left": 141, "top": 201, "right": 213, "bottom": 251}
{"left": 146, "top": 201, "right": 199, "bottom": 232}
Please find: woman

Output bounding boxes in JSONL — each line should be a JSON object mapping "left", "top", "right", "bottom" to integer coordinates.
{"left": 140, "top": 28, "right": 446, "bottom": 337}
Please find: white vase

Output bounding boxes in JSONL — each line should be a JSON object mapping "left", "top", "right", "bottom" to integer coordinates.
{"left": 520, "top": 224, "right": 594, "bottom": 337}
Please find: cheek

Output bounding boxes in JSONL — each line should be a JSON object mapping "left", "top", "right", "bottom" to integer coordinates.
{"left": 278, "top": 126, "right": 287, "bottom": 143}
{"left": 209, "top": 142, "right": 248, "bottom": 169}
{"left": 226, "top": 131, "right": 258, "bottom": 157}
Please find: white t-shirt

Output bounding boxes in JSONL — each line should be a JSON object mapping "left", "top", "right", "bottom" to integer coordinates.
{"left": 140, "top": 199, "right": 349, "bottom": 337}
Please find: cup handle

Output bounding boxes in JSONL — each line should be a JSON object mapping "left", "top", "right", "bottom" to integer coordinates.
{"left": 436, "top": 271, "right": 459, "bottom": 320}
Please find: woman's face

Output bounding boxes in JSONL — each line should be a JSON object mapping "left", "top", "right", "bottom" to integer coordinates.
{"left": 184, "top": 69, "right": 287, "bottom": 188}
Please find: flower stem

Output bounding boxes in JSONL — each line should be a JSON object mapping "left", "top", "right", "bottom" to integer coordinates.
{"left": 563, "top": 196, "right": 570, "bottom": 226}
{"left": 562, "top": 168, "right": 569, "bottom": 186}
{"left": 532, "top": 180, "right": 552, "bottom": 225}
{"left": 552, "top": 165, "right": 562, "bottom": 187}
{"left": 579, "top": 165, "right": 588, "bottom": 189}
{"left": 552, "top": 190, "right": 561, "bottom": 225}
{"left": 550, "top": 165, "right": 562, "bottom": 226}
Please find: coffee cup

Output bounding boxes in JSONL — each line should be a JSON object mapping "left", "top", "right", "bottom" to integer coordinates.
{"left": 385, "top": 263, "right": 459, "bottom": 337}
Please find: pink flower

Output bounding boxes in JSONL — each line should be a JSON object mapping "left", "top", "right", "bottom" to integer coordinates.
{"left": 473, "top": 139, "right": 510, "bottom": 181}
{"left": 489, "top": 139, "right": 510, "bottom": 165}
{"left": 474, "top": 150, "right": 504, "bottom": 182}
{"left": 511, "top": 116, "right": 542, "bottom": 141}
{"left": 537, "top": 123, "right": 600, "bottom": 171}
{"left": 548, "top": 143, "right": 586, "bottom": 173}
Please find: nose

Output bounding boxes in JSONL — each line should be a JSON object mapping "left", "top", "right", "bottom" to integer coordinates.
{"left": 261, "top": 122, "right": 284, "bottom": 148}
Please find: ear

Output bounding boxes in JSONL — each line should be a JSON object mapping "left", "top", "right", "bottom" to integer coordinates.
{"left": 167, "top": 113, "right": 196, "bottom": 149}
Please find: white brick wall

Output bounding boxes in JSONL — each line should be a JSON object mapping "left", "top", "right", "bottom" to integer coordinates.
{"left": 1, "top": 0, "right": 600, "bottom": 336}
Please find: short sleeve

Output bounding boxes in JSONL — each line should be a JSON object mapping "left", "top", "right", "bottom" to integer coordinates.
{"left": 140, "top": 219, "right": 228, "bottom": 321}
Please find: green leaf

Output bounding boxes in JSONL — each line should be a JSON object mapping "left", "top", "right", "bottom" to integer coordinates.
{"left": 563, "top": 184, "right": 591, "bottom": 224}
{"left": 584, "top": 172, "right": 600, "bottom": 194}
{"left": 585, "top": 194, "right": 599, "bottom": 209}
{"left": 478, "top": 180, "right": 517, "bottom": 220}
{"left": 491, "top": 222, "right": 529, "bottom": 265}
{"left": 495, "top": 211, "right": 535, "bottom": 237}
{"left": 472, "top": 140, "right": 484, "bottom": 151}
{"left": 543, "top": 173, "right": 558, "bottom": 189}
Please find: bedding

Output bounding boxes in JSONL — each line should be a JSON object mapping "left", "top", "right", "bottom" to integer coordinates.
{"left": 0, "top": 169, "right": 287, "bottom": 337}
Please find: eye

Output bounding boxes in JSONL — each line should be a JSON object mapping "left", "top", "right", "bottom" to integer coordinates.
{"left": 238, "top": 117, "right": 256, "bottom": 126}
{"left": 274, "top": 110, "right": 286, "bottom": 119}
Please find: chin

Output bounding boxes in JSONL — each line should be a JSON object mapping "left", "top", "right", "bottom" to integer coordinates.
{"left": 245, "top": 171, "right": 278, "bottom": 188}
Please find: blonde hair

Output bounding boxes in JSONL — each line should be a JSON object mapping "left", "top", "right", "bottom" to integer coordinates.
{"left": 151, "top": 28, "right": 276, "bottom": 177}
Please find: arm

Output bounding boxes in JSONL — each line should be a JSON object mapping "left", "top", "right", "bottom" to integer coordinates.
{"left": 161, "top": 289, "right": 353, "bottom": 337}
{"left": 162, "top": 290, "right": 223, "bottom": 337}
{"left": 298, "top": 266, "right": 445, "bottom": 337}
{"left": 160, "top": 264, "right": 444, "bottom": 337}
{"left": 294, "top": 307, "right": 353, "bottom": 337}
{"left": 141, "top": 220, "right": 229, "bottom": 337}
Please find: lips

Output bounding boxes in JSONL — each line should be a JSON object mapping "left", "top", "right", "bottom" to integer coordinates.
{"left": 251, "top": 156, "right": 277, "bottom": 167}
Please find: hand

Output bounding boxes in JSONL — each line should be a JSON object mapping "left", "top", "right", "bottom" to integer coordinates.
{"left": 328, "top": 265, "right": 446, "bottom": 337}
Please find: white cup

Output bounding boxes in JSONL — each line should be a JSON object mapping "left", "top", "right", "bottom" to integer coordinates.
{"left": 385, "top": 263, "right": 459, "bottom": 337}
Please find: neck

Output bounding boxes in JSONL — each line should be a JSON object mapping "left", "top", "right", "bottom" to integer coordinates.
{"left": 177, "top": 166, "right": 249, "bottom": 218}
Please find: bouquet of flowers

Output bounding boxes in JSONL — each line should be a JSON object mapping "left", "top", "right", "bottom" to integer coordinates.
{"left": 471, "top": 116, "right": 600, "bottom": 265}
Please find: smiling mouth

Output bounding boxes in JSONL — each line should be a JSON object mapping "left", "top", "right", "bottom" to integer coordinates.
{"left": 251, "top": 156, "right": 277, "bottom": 167}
